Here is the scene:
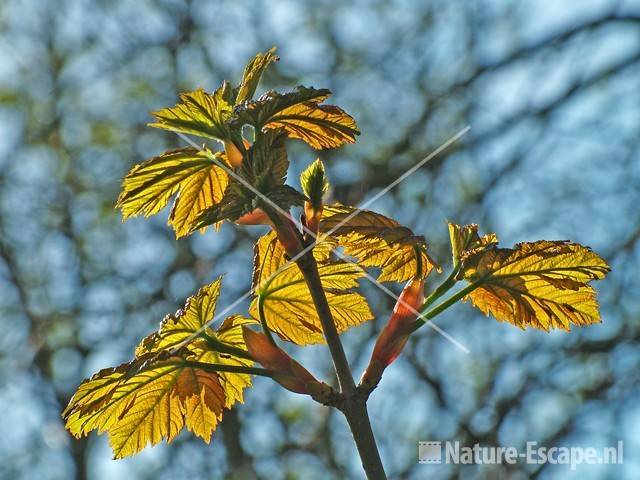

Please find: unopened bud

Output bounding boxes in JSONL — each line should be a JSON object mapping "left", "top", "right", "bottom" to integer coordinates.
{"left": 361, "top": 277, "right": 425, "bottom": 388}
{"left": 300, "top": 159, "right": 328, "bottom": 235}
{"left": 242, "top": 327, "right": 325, "bottom": 396}
{"left": 274, "top": 214, "right": 303, "bottom": 258}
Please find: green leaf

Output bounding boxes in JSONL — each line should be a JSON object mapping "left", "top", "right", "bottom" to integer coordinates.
{"left": 240, "top": 129, "right": 289, "bottom": 191}
{"left": 235, "top": 47, "right": 279, "bottom": 104}
{"left": 194, "top": 183, "right": 306, "bottom": 231}
{"left": 149, "top": 86, "right": 232, "bottom": 141}
{"left": 193, "top": 188, "right": 251, "bottom": 228}
{"left": 262, "top": 185, "right": 308, "bottom": 211}
{"left": 193, "top": 130, "right": 305, "bottom": 230}
{"left": 232, "top": 86, "right": 360, "bottom": 149}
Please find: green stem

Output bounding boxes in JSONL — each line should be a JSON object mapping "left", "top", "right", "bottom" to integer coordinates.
{"left": 410, "top": 280, "right": 483, "bottom": 333}
{"left": 181, "top": 360, "right": 274, "bottom": 377}
{"left": 200, "top": 333, "right": 254, "bottom": 361}
{"left": 421, "top": 265, "right": 460, "bottom": 311}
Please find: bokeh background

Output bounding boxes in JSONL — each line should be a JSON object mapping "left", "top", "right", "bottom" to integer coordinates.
{"left": 1, "top": 0, "right": 639, "bottom": 479}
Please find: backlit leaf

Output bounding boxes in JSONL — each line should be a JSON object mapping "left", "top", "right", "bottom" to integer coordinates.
{"left": 149, "top": 86, "right": 232, "bottom": 141}
{"left": 194, "top": 131, "right": 306, "bottom": 231}
{"left": 205, "top": 315, "right": 256, "bottom": 405}
{"left": 453, "top": 226, "right": 610, "bottom": 330}
{"left": 264, "top": 101, "right": 359, "bottom": 149}
{"left": 233, "top": 86, "right": 329, "bottom": 127}
{"left": 233, "top": 86, "right": 360, "bottom": 149}
{"left": 262, "top": 185, "right": 308, "bottom": 210}
{"left": 319, "top": 204, "right": 440, "bottom": 282}
{"left": 235, "top": 47, "right": 279, "bottom": 104}
{"left": 63, "top": 279, "right": 255, "bottom": 458}
{"left": 136, "top": 278, "right": 224, "bottom": 355}
{"left": 63, "top": 352, "right": 226, "bottom": 458}
{"left": 250, "top": 231, "right": 373, "bottom": 345}
{"left": 116, "top": 147, "right": 229, "bottom": 237}
{"left": 193, "top": 183, "right": 306, "bottom": 231}
{"left": 136, "top": 278, "right": 255, "bottom": 406}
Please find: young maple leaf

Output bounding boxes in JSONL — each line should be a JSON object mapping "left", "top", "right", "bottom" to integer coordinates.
{"left": 251, "top": 231, "right": 373, "bottom": 345}
{"left": 450, "top": 223, "right": 610, "bottom": 330}
{"left": 63, "top": 278, "right": 255, "bottom": 458}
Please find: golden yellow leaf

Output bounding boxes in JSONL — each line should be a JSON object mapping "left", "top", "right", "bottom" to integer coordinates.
{"left": 135, "top": 279, "right": 225, "bottom": 355}
{"left": 64, "top": 279, "right": 256, "bottom": 458}
{"left": 233, "top": 86, "right": 360, "bottom": 149}
{"left": 136, "top": 278, "right": 255, "bottom": 406}
{"left": 250, "top": 231, "right": 373, "bottom": 345}
{"left": 319, "top": 204, "right": 440, "bottom": 282}
{"left": 168, "top": 161, "right": 228, "bottom": 236}
{"left": 203, "top": 315, "right": 256, "bottom": 406}
{"left": 63, "top": 352, "right": 225, "bottom": 458}
{"left": 264, "top": 100, "right": 359, "bottom": 149}
{"left": 149, "top": 87, "right": 232, "bottom": 141}
{"left": 116, "top": 147, "right": 229, "bottom": 237}
{"left": 456, "top": 234, "right": 610, "bottom": 331}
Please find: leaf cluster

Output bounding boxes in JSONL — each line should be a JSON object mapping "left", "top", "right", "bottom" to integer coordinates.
{"left": 65, "top": 49, "right": 610, "bottom": 459}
